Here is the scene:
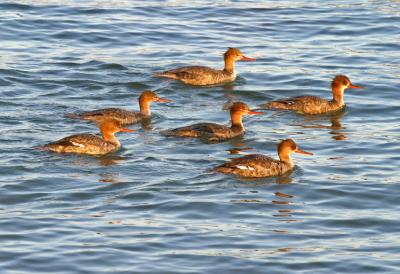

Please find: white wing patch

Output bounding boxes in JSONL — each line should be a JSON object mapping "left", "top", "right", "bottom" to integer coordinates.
{"left": 71, "top": 141, "right": 85, "bottom": 148}
{"left": 235, "top": 165, "right": 255, "bottom": 171}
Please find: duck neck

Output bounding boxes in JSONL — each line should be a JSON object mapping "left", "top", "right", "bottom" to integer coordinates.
{"left": 331, "top": 86, "right": 345, "bottom": 106}
{"left": 139, "top": 99, "right": 151, "bottom": 117}
{"left": 223, "top": 56, "right": 235, "bottom": 74}
{"left": 230, "top": 112, "right": 244, "bottom": 131}
{"left": 102, "top": 131, "right": 120, "bottom": 147}
{"left": 278, "top": 151, "right": 293, "bottom": 167}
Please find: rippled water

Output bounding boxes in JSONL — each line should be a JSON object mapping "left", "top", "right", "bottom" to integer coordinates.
{"left": 1, "top": 1, "right": 399, "bottom": 273}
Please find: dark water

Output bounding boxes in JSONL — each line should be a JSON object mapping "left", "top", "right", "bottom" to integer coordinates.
{"left": 1, "top": 1, "right": 399, "bottom": 273}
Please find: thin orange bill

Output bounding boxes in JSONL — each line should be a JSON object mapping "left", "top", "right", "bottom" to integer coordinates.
{"left": 248, "top": 110, "right": 264, "bottom": 115}
{"left": 295, "top": 148, "right": 313, "bottom": 155}
{"left": 240, "top": 56, "right": 256, "bottom": 61}
{"left": 348, "top": 85, "right": 362, "bottom": 89}
{"left": 156, "top": 97, "right": 172, "bottom": 103}
{"left": 119, "top": 128, "right": 136, "bottom": 133}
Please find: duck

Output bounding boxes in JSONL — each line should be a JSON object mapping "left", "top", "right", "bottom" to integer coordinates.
{"left": 161, "top": 102, "right": 263, "bottom": 142}
{"left": 259, "top": 75, "right": 362, "bottom": 115}
{"left": 39, "top": 119, "right": 135, "bottom": 155}
{"left": 65, "top": 90, "right": 171, "bottom": 125}
{"left": 212, "top": 139, "right": 313, "bottom": 177}
{"left": 154, "top": 47, "right": 256, "bottom": 86}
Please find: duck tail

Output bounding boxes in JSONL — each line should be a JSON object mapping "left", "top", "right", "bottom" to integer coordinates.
{"left": 209, "top": 166, "right": 231, "bottom": 174}
{"left": 153, "top": 71, "right": 178, "bottom": 80}
{"left": 32, "top": 145, "right": 51, "bottom": 151}
{"left": 64, "top": 113, "right": 81, "bottom": 119}
{"left": 160, "top": 129, "right": 174, "bottom": 136}
{"left": 258, "top": 102, "right": 273, "bottom": 109}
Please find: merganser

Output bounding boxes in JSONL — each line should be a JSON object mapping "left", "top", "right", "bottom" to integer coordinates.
{"left": 212, "top": 139, "right": 313, "bottom": 177}
{"left": 259, "top": 75, "right": 362, "bottom": 115}
{"left": 161, "top": 102, "right": 263, "bottom": 142}
{"left": 65, "top": 90, "right": 171, "bottom": 125}
{"left": 154, "top": 48, "right": 256, "bottom": 86}
{"left": 40, "top": 119, "right": 135, "bottom": 155}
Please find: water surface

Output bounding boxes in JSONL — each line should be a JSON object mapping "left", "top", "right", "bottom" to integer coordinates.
{"left": 0, "top": 1, "right": 399, "bottom": 273}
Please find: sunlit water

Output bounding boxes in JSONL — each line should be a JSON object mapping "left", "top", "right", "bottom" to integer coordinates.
{"left": 0, "top": 1, "right": 399, "bottom": 273}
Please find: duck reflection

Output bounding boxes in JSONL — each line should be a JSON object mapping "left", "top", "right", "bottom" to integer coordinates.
{"left": 229, "top": 184, "right": 298, "bottom": 225}
{"left": 222, "top": 81, "right": 236, "bottom": 92}
{"left": 96, "top": 155, "right": 125, "bottom": 183}
{"left": 222, "top": 93, "right": 235, "bottom": 111}
{"left": 98, "top": 172, "right": 120, "bottom": 183}
{"left": 71, "top": 154, "right": 125, "bottom": 167}
{"left": 227, "top": 146, "right": 253, "bottom": 155}
{"left": 226, "top": 135, "right": 247, "bottom": 150}
{"left": 295, "top": 109, "right": 346, "bottom": 140}
{"left": 140, "top": 116, "right": 153, "bottom": 130}
{"left": 70, "top": 155, "right": 125, "bottom": 183}
{"left": 272, "top": 191, "right": 298, "bottom": 223}
{"left": 229, "top": 172, "right": 293, "bottom": 185}
{"left": 96, "top": 155, "right": 126, "bottom": 166}
{"left": 274, "top": 175, "right": 293, "bottom": 184}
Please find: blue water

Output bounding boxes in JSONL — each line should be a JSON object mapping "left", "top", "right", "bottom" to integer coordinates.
{"left": 1, "top": 1, "right": 399, "bottom": 273}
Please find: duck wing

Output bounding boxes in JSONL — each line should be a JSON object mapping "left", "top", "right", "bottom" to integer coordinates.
{"left": 259, "top": 96, "right": 330, "bottom": 114}
{"left": 213, "top": 154, "right": 284, "bottom": 177}
{"left": 66, "top": 108, "right": 139, "bottom": 124}
{"left": 43, "top": 134, "right": 116, "bottom": 154}
{"left": 155, "top": 66, "right": 231, "bottom": 85}
{"left": 161, "top": 122, "right": 240, "bottom": 142}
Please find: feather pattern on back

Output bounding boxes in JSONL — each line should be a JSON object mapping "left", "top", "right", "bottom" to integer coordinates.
{"left": 68, "top": 108, "right": 141, "bottom": 125}
{"left": 43, "top": 133, "right": 118, "bottom": 155}
{"left": 213, "top": 154, "right": 292, "bottom": 177}
{"left": 260, "top": 95, "right": 342, "bottom": 115}
{"left": 161, "top": 122, "right": 243, "bottom": 142}
{"left": 156, "top": 66, "right": 235, "bottom": 86}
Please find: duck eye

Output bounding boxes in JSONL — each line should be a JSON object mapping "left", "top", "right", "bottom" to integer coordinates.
{"left": 343, "top": 81, "right": 348, "bottom": 85}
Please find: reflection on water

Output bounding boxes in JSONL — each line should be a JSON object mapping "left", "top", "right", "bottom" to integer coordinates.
{"left": 91, "top": 210, "right": 109, "bottom": 218}
{"left": 222, "top": 82, "right": 236, "bottom": 92}
{"left": 273, "top": 191, "right": 298, "bottom": 223}
{"left": 226, "top": 147, "right": 253, "bottom": 154}
{"left": 222, "top": 94, "right": 235, "bottom": 111}
{"left": 2, "top": 1, "right": 399, "bottom": 273}
{"left": 69, "top": 155, "right": 122, "bottom": 167}
{"left": 70, "top": 155, "right": 124, "bottom": 183}
{"left": 233, "top": 199, "right": 262, "bottom": 203}
{"left": 275, "top": 191, "right": 294, "bottom": 198}
{"left": 226, "top": 135, "right": 246, "bottom": 147}
{"left": 140, "top": 117, "right": 153, "bottom": 130}
{"left": 230, "top": 173, "right": 293, "bottom": 185}
{"left": 277, "top": 247, "right": 293, "bottom": 253}
{"left": 274, "top": 175, "right": 293, "bottom": 184}
{"left": 97, "top": 155, "right": 126, "bottom": 166}
{"left": 295, "top": 110, "right": 347, "bottom": 140}
{"left": 98, "top": 172, "right": 120, "bottom": 183}
{"left": 96, "top": 155, "right": 125, "bottom": 183}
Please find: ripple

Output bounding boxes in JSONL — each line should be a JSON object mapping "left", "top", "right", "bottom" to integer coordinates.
{"left": 0, "top": 1, "right": 399, "bottom": 273}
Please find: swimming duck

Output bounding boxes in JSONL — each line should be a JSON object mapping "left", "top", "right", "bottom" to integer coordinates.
{"left": 154, "top": 48, "right": 256, "bottom": 86}
{"left": 259, "top": 75, "right": 362, "bottom": 115}
{"left": 212, "top": 139, "right": 313, "bottom": 177}
{"left": 40, "top": 119, "right": 134, "bottom": 155}
{"left": 161, "top": 102, "right": 263, "bottom": 142}
{"left": 65, "top": 90, "right": 171, "bottom": 125}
